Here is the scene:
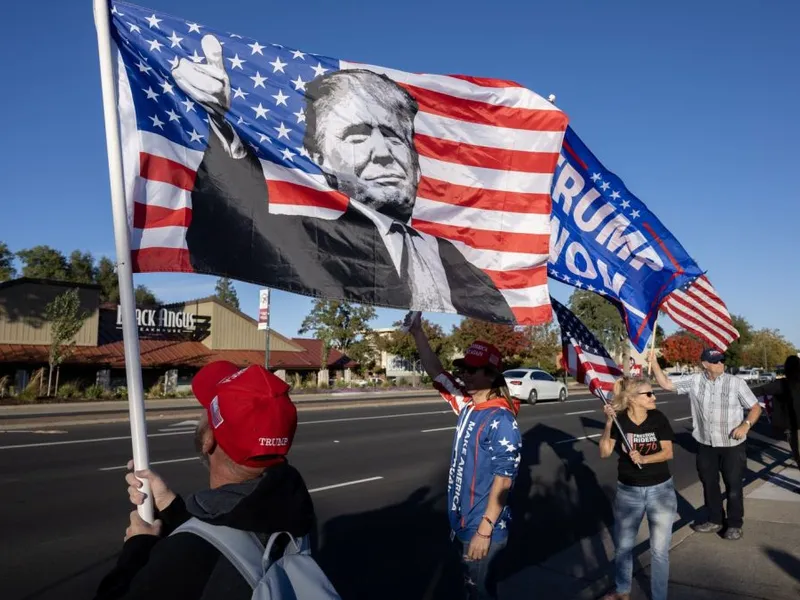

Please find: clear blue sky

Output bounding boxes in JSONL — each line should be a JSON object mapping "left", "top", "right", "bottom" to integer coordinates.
{"left": 1, "top": 0, "right": 797, "bottom": 344}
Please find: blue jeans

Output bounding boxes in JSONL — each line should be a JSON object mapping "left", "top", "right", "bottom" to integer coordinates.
{"left": 457, "top": 536, "right": 507, "bottom": 599}
{"left": 613, "top": 479, "right": 677, "bottom": 600}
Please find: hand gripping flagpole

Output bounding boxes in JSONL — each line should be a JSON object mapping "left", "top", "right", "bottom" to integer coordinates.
{"left": 597, "top": 389, "right": 642, "bottom": 470}
{"left": 93, "top": 0, "right": 154, "bottom": 523}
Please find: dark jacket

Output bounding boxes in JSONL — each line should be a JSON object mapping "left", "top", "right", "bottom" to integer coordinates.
{"left": 187, "top": 132, "right": 514, "bottom": 323}
{"left": 94, "top": 461, "right": 315, "bottom": 600}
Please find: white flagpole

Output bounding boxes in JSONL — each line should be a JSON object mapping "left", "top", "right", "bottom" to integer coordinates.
{"left": 647, "top": 316, "right": 660, "bottom": 377}
{"left": 93, "top": 0, "right": 153, "bottom": 523}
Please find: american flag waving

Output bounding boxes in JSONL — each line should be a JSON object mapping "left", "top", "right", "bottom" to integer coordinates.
{"left": 660, "top": 275, "right": 739, "bottom": 351}
{"left": 109, "top": 1, "right": 568, "bottom": 325}
{"left": 551, "top": 297, "right": 623, "bottom": 399}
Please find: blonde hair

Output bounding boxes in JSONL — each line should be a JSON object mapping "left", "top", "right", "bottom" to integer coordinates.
{"left": 610, "top": 376, "right": 649, "bottom": 413}
{"left": 490, "top": 373, "right": 517, "bottom": 413}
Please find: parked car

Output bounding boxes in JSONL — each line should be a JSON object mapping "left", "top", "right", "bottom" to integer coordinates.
{"left": 503, "top": 369, "right": 568, "bottom": 405}
{"left": 736, "top": 368, "right": 762, "bottom": 384}
{"left": 761, "top": 372, "right": 777, "bottom": 382}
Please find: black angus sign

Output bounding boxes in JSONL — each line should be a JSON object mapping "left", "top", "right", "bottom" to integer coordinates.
{"left": 100, "top": 305, "right": 211, "bottom": 342}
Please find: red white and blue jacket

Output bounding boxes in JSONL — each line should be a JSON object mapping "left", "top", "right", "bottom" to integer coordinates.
{"left": 434, "top": 372, "right": 522, "bottom": 543}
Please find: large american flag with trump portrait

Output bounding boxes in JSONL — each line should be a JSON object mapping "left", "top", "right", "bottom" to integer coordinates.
{"left": 551, "top": 297, "right": 623, "bottom": 400}
{"left": 108, "top": 1, "right": 568, "bottom": 325}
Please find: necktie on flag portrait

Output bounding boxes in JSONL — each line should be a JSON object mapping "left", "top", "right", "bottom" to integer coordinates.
{"left": 548, "top": 127, "right": 706, "bottom": 351}
{"left": 551, "top": 297, "right": 623, "bottom": 400}
{"left": 109, "top": 1, "right": 568, "bottom": 325}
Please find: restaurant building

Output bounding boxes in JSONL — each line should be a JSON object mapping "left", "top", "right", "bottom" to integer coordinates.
{"left": 0, "top": 278, "right": 356, "bottom": 393}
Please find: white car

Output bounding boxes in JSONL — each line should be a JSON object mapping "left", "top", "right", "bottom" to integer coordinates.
{"left": 504, "top": 369, "right": 568, "bottom": 405}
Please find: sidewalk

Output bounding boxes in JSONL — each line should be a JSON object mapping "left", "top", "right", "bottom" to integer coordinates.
{"left": 499, "top": 429, "right": 800, "bottom": 600}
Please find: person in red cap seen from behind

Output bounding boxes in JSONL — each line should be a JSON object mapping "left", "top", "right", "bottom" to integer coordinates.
{"left": 405, "top": 312, "right": 521, "bottom": 600}
{"left": 94, "top": 361, "right": 315, "bottom": 600}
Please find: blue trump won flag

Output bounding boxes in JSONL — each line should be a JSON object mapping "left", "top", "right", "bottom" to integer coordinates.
{"left": 548, "top": 127, "right": 704, "bottom": 352}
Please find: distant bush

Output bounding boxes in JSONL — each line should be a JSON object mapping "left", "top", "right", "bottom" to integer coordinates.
{"left": 335, "top": 378, "right": 347, "bottom": 388}
{"left": 114, "top": 386, "right": 128, "bottom": 399}
{"left": 57, "top": 382, "right": 81, "bottom": 399}
{"left": 84, "top": 385, "right": 105, "bottom": 399}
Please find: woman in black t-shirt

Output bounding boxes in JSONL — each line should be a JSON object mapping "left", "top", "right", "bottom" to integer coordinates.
{"left": 599, "top": 377, "right": 677, "bottom": 600}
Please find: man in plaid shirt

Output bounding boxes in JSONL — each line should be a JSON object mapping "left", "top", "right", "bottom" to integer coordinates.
{"left": 650, "top": 348, "right": 761, "bottom": 541}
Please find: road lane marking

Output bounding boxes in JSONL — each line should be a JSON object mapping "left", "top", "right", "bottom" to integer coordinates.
{"left": 565, "top": 410, "right": 595, "bottom": 416}
{"left": 99, "top": 458, "right": 383, "bottom": 494}
{"left": 554, "top": 433, "right": 602, "bottom": 445}
{"left": 100, "top": 456, "right": 199, "bottom": 471}
{"left": 675, "top": 416, "right": 692, "bottom": 421}
{"left": 300, "top": 410, "right": 452, "bottom": 425}
{"left": 0, "top": 430, "right": 194, "bottom": 450}
{"left": 421, "top": 426, "right": 456, "bottom": 433}
{"left": 308, "top": 476, "right": 383, "bottom": 493}
{"left": 0, "top": 410, "right": 456, "bottom": 449}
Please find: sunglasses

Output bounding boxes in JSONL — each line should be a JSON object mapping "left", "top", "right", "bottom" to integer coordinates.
{"left": 457, "top": 366, "right": 482, "bottom": 375}
{"left": 638, "top": 391, "right": 655, "bottom": 398}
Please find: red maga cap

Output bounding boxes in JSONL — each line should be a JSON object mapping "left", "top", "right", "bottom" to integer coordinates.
{"left": 453, "top": 341, "right": 503, "bottom": 371}
{"left": 192, "top": 361, "right": 297, "bottom": 467}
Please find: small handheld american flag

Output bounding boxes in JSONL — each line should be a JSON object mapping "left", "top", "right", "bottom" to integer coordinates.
{"left": 551, "top": 297, "right": 642, "bottom": 464}
{"left": 551, "top": 297, "right": 624, "bottom": 401}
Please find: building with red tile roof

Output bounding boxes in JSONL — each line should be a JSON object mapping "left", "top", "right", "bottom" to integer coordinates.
{"left": 0, "top": 278, "right": 356, "bottom": 392}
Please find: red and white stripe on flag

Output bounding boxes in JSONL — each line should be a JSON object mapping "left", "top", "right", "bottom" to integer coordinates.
{"left": 120, "top": 54, "right": 567, "bottom": 325}
{"left": 660, "top": 275, "right": 739, "bottom": 351}
{"left": 566, "top": 341, "right": 623, "bottom": 398}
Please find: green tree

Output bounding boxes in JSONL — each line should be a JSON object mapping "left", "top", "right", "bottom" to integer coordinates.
{"left": 742, "top": 329, "right": 797, "bottom": 370}
{"left": 523, "top": 322, "right": 561, "bottom": 373}
{"left": 135, "top": 285, "right": 158, "bottom": 306}
{"left": 214, "top": 277, "right": 240, "bottom": 310}
{"left": 568, "top": 290, "right": 627, "bottom": 356}
{"left": 723, "top": 314, "right": 753, "bottom": 369}
{"left": 67, "top": 250, "right": 96, "bottom": 283}
{"left": 17, "top": 245, "right": 68, "bottom": 280}
{"left": 96, "top": 257, "right": 119, "bottom": 303}
{"left": 299, "top": 300, "right": 377, "bottom": 366}
{"left": 379, "top": 318, "right": 452, "bottom": 367}
{"left": 44, "top": 288, "right": 90, "bottom": 396}
{"left": 0, "top": 241, "right": 16, "bottom": 282}
{"left": 450, "top": 318, "right": 530, "bottom": 368}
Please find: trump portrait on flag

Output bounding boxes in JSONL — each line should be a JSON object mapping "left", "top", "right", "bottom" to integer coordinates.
{"left": 173, "top": 35, "right": 512, "bottom": 320}
{"left": 112, "top": 3, "right": 568, "bottom": 325}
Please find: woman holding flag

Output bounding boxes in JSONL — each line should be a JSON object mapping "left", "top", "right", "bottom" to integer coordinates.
{"left": 406, "top": 311, "right": 521, "bottom": 600}
{"left": 599, "top": 377, "right": 677, "bottom": 600}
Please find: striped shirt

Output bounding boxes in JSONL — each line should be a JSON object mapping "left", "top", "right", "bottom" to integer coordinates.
{"left": 674, "top": 373, "right": 758, "bottom": 447}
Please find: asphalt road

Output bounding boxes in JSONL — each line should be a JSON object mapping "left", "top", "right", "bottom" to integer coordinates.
{"left": 1, "top": 391, "right": 705, "bottom": 600}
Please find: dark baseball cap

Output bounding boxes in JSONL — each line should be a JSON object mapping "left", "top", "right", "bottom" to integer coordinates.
{"left": 700, "top": 348, "right": 725, "bottom": 364}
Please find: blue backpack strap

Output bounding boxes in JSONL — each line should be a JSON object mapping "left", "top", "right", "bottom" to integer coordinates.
{"left": 172, "top": 517, "right": 264, "bottom": 589}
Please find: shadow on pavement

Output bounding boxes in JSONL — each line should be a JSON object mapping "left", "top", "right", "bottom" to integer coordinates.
{"left": 501, "top": 420, "right": 615, "bottom": 580}
{"left": 18, "top": 554, "right": 119, "bottom": 600}
{"left": 315, "top": 485, "right": 463, "bottom": 600}
{"left": 764, "top": 547, "right": 800, "bottom": 584}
